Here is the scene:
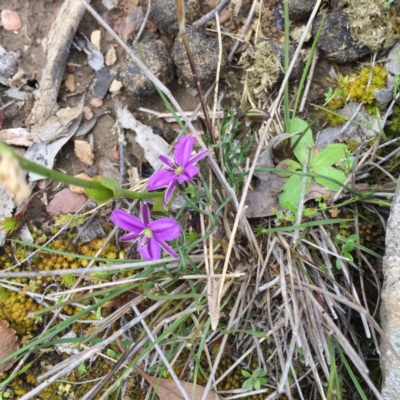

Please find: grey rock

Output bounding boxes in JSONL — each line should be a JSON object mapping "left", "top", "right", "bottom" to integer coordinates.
{"left": 90, "top": 67, "right": 112, "bottom": 99}
{"left": 312, "top": 11, "right": 370, "bottom": 63}
{"left": 77, "top": 219, "right": 106, "bottom": 243}
{"left": 381, "top": 182, "right": 400, "bottom": 400}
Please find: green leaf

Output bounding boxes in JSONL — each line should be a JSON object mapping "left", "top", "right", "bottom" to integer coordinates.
{"left": 312, "top": 143, "right": 348, "bottom": 168}
{"left": 275, "top": 159, "right": 302, "bottom": 177}
{"left": 107, "top": 349, "right": 121, "bottom": 360}
{"left": 312, "top": 166, "right": 346, "bottom": 191}
{"left": 85, "top": 178, "right": 114, "bottom": 203}
{"left": 303, "top": 208, "right": 318, "bottom": 217}
{"left": 279, "top": 174, "right": 311, "bottom": 209}
{"left": 290, "top": 118, "right": 314, "bottom": 163}
{"left": 241, "top": 370, "right": 252, "bottom": 378}
{"left": 344, "top": 252, "right": 353, "bottom": 261}
{"left": 242, "top": 378, "right": 252, "bottom": 389}
{"left": 343, "top": 240, "right": 355, "bottom": 253}
{"left": 257, "top": 370, "right": 267, "bottom": 377}
{"left": 254, "top": 379, "right": 261, "bottom": 390}
{"left": 336, "top": 259, "right": 342, "bottom": 270}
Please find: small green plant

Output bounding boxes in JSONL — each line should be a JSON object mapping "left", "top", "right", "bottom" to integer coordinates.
{"left": 241, "top": 368, "right": 267, "bottom": 390}
{"left": 335, "top": 234, "right": 358, "bottom": 269}
{"left": 277, "top": 118, "right": 352, "bottom": 210}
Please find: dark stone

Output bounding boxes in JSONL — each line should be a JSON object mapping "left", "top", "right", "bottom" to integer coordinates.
{"left": 312, "top": 11, "right": 370, "bottom": 63}
{"left": 172, "top": 29, "right": 228, "bottom": 88}
{"left": 117, "top": 41, "right": 174, "bottom": 99}
{"left": 288, "top": 0, "right": 317, "bottom": 22}
{"left": 90, "top": 67, "right": 112, "bottom": 99}
{"left": 151, "top": 0, "right": 199, "bottom": 37}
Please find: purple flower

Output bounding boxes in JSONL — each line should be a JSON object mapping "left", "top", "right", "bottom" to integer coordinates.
{"left": 110, "top": 203, "right": 181, "bottom": 261}
{"left": 148, "top": 135, "right": 209, "bottom": 202}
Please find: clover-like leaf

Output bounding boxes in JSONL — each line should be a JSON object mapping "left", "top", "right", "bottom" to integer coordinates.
{"left": 312, "top": 166, "right": 346, "bottom": 191}
{"left": 312, "top": 143, "right": 348, "bottom": 168}
{"left": 276, "top": 159, "right": 302, "bottom": 178}
{"left": 290, "top": 118, "right": 314, "bottom": 164}
{"left": 279, "top": 174, "right": 312, "bottom": 209}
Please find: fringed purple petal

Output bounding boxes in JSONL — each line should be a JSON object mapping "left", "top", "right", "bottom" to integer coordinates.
{"left": 148, "top": 170, "right": 177, "bottom": 190}
{"left": 189, "top": 149, "right": 209, "bottom": 165}
{"left": 139, "top": 236, "right": 161, "bottom": 260}
{"left": 158, "top": 240, "right": 178, "bottom": 258}
{"left": 110, "top": 209, "right": 145, "bottom": 234}
{"left": 159, "top": 155, "right": 174, "bottom": 169}
{"left": 174, "top": 135, "right": 194, "bottom": 166}
{"left": 140, "top": 203, "right": 151, "bottom": 226}
{"left": 164, "top": 180, "right": 177, "bottom": 203}
{"left": 150, "top": 218, "right": 181, "bottom": 241}
{"left": 119, "top": 233, "right": 139, "bottom": 242}
{"left": 177, "top": 165, "right": 199, "bottom": 184}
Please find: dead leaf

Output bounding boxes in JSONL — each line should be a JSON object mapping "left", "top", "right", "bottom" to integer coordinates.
{"left": 115, "top": 101, "right": 169, "bottom": 170}
{"left": 30, "top": 106, "right": 82, "bottom": 144}
{"left": 74, "top": 33, "right": 104, "bottom": 71}
{"left": 136, "top": 366, "right": 224, "bottom": 400}
{"left": 25, "top": 95, "right": 85, "bottom": 181}
{"left": 74, "top": 140, "right": 94, "bottom": 165}
{"left": 0, "top": 319, "right": 19, "bottom": 373}
{"left": 0, "top": 128, "right": 33, "bottom": 147}
{"left": 328, "top": 208, "right": 340, "bottom": 217}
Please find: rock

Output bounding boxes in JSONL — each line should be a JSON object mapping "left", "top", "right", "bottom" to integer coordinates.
{"left": 118, "top": 41, "right": 174, "bottom": 98}
{"left": 77, "top": 218, "right": 106, "bottom": 243}
{"left": 151, "top": 0, "right": 199, "bottom": 37}
{"left": 83, "top": 106, "right": 93, "bottom": 121}
{"left": 69, "top": 173, "right": 92, "bottom": 194}
{"left": 381, "top": 182, "right": 400, "bottom": 399}
{"left": 105, "top": 46, "right": 117, "bottom": 66}
{"left": 386, "top": 42, "right": 400, "bottom": 92}
{"left": 1, "top": 10, "right": 22, "bottom": 31}
{"left": 74, "top": 140, "right": 94, "bottom": 165}
{"left": 91, "top": 30, "right": 101, "bottom": 50}
{"left": 109, "top": 79, "right": 123, "bottom": 93}
{"left": 89, "top": 67, "right": 112, "bottom": 99}
{"left": 288, "top": 0, "right": 316, "bottom": 22}
{"left": 172, "top": 29, "right": 227, "bottom": 88}
{"left": 90, "top": 97, "right": 103, "bottom": 108}
{"left": 114, "top": 7, "right": 143, "bottom": 41}
{"left": 312, "top": 11, "right": 369, "bottom": 63}
{"left": 64, "top": 74, "right": 76, "bottom": 93}
{"left": 46, "top": 188, "right": 87, "bottom": 216}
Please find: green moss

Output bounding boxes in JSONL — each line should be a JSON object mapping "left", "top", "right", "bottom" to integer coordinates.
{"left": 326, "top": 65, "right": 387, "bottom": 126}
{"left": 385, "top": 104, "right": 400, "bottom": 138}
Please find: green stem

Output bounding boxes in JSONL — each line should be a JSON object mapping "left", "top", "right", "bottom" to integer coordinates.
{"left": 283, "top": 0, "right": 290, "bottom": 132}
